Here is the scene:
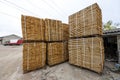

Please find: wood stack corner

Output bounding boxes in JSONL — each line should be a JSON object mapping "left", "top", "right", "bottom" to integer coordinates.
{"left": 68, "top": 3, "right": 104, "bottom": 73}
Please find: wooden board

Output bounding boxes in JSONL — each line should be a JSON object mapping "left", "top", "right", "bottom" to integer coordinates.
{"left": 68, "top": 37, "right": 104, "bottom": 73}
{"left": 47, "top": 42, "right": 68, "bottom": 66}
{"left": 23, "top": 42, "right": 46, "bottom": 73}
{"left": 69, "top": 3, "right": 102, "bottom": 38}
{"left": 21, "top": 15, "right": 45, "bottom": 41}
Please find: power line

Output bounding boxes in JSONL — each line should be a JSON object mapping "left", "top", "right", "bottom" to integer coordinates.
{"left": 26, "top": 0, "right": 52, "bottom": 17}
{"left": 0, "top": 11, "right": 19, "bottom": 19}
{"left": 50, "top": 0, "right": 68, "bottom": 15}
{"left": 42, "top": 0, "right": 65, "bottom": 18}
{"left": 2, "top": 0, "right": 39, "bottom": 17}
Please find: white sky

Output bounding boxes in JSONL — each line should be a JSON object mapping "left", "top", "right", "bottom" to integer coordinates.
{"left": 0, "top": 0, "right": 120, "bottom": 37}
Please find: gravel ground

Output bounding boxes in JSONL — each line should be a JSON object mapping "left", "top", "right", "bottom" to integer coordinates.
{"left": 0, "top": 45, "right": 120, "bottom": 80}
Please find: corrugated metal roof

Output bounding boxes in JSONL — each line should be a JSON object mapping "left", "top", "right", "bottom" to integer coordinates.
{"left": 103, "top": 28, "right": 120, "bottom": 36}
{"left": 103, "top": 28, "right": 120, "bottom": 34}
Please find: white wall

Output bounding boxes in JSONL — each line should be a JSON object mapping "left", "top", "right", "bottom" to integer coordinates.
{"left": 117, "top": 35, "right": 120, "bottom": 64}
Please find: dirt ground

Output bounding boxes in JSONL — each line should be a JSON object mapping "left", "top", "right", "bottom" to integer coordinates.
{"left": 0, "top": 45, "right": 120, "bottom": 80}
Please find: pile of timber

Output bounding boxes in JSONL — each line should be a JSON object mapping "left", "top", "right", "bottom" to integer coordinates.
{"left": 63, "top": 23, "right": 69, "bottom": 40}
{"left": 23, "top": 42, "right": 46, "bottom": 73}
{"left": 21, "top": 15, "right": 45, "bottom": 41}
{"left": 69, "top": 3, "right": 102, "bottom": 38}
{"left": 47, "top": 42, "right": 68, "bottom": 66}
{"left": 45, "top": 19, "right": 69, "bottom": 66}
{"left": 68, "top": 3, "right": 104, "bottom": 73}
{"left": 68, "top": 37, "right": 104, "bottom": 73}
{"left": 45, "top": 19, "right": 69, "bottom": 41}
{"left": 21, "top": 15, "right": 69, "bottom": 73}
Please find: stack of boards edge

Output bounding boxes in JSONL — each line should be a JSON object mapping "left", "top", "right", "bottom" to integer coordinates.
{"left": 63, "top": 23, "right": 69, "bottom": 40}
{"left": 69, "top": 3, "right": 102, "bottom": 38}
{"left": 68, "top": 3, "right": 104, "bottom": 73}
{"left": 21, "top": 15, "right": 46, "bottom": 73}
{"left": 47, "top": 42, "right": 68, "bottom": 66}
{"left": 68, "top": 37, "right": 104, "bottom": 73}
{"left": 45, "top": 18, "right": 69, "bottom": 66}
{"left": 21, "top": 15, "right": 69, "bottom": 73}
{"left": 45, "top": 19, "right": 69, "bottom": 41}
{"left": 21, "top": 15, "right": 45, "bottom": 41}
{"left": 21, "top": 16, "right": 69, "bottom": 41}
{"left": 23, "top": 42, "right": 46, "bottom": 73}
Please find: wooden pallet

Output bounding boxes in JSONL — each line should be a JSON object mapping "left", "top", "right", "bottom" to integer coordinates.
{"left": 47, "top": 42, "right": 68, "bottom": 66}
{"left": 21, "top": 15, "right": 45, "bottom": 40}
{"left": 23, "top": 42, "right": 46, "bottom": 73}
{"left": 63, "top": 23, "right": 69, "bottom": 40}
{"left": 68, "top": 37, "right": 104, "bottom": 73}
{"left": 45, "top": 19, "right": 69, "bottom": 41}
{"left": 69, "top": 3, "right": 102, "bottom": 38}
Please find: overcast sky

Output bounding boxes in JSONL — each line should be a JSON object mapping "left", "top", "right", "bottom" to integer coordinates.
{"left": 0, "top": 0, "right": 120, "bottom": 37}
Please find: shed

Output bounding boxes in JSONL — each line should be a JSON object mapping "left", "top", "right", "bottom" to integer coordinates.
{"left": 103, "top": 28, "right": 120, "bottom": 64}
{"left": 0, "top": 37, "right": 3, "bottom": 44}
{"left": 1, "top": 34, "right": 21, "bottom": 44}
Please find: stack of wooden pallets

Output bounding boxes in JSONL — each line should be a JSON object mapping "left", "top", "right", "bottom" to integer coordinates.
{"left": 69, "top": 3, "right": 102, "bottom": 38}
{"left": 69, "top": 37, "right": 104, "bottom": 73}
{"left": 21, "top": 15, "right": 45, "bottom": 41}
{"left": 45, "top": 19, "right": 69, "bottom": 66}
{"left": 45, "top": 19, "right": 62, "bottom": 41}
{"left": 21, "top": 15, "right": 46, "bottom": 73}
{"left": 47, "top": 42, "right": 68, "bottom": 66}
{"left": 23, "top": 43, "right": 46, "bottom": 73}
{"left": 68, "top": 3, "right": 104, "bottom": 73}
{"left": 21, "top": 15, "right": 69, "bottom": 73}
{"left": 63, "top": 23, "right": 69, "bottom": 40}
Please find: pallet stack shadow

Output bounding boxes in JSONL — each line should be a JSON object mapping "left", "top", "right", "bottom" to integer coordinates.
{"left": 45, "top": 19, "right": 69, "bottom": 66}
{"left": 68, "top": 3, "right": 104, "bottom": 73}
{"left": 21, "top": 16, "right": 69, "bottom": 73}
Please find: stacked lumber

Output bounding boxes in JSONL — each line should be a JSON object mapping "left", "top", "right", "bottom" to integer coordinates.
{"left": 21, "top": 15, "right": 69, "bottom": 72}
{"left": 69, "top": 3, "right": 102, "bottom": 38}
{"left": 21, "top": 16, "right": 69, "bottom": 41}
{"left": 44, "top": 19, "right": 69, "bottom": 66}
{"left": 23, "top": 42, "right": 46, "bottom": 73}
{"left": 69, "top": 37, "right": 104, "bottom": 73}
{"left": 68, "top": 3, "right": 104, "bottom": 73}
{"left": 63, "top": 23, "right": 69, "bottom": 40}
{"left": 21, "top": 15, "right": 45, "bottom": 41}
{"left": 47, "top": 42, "right": 68, "bottom": 66}
{"left": 45, "top": 19, "right": 69, "bottom": 41}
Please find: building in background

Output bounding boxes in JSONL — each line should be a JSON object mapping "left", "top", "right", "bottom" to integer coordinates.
{"left": 0, "top": 34, "right": 22, "bottom": 44}
{"left": 103, "top": 28, "right": 120, "bottom": 64}
{"left": 0, "top": 37, "right": 3, "bottom": 44}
